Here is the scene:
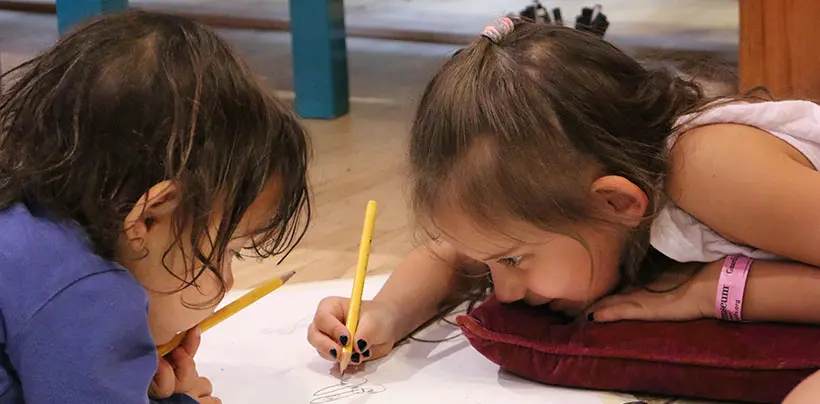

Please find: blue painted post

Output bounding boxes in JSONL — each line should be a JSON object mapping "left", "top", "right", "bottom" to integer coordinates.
{"left": 56, "top": 0, "right": 129, "bottom": 35}
{"left": 289, "top": 0, "right": 350, "bottom": 119}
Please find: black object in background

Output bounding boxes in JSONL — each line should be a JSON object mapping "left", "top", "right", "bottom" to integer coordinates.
{"left": 552, "top": 8, "right": 563, "bottom": 25}
{"left": 575, "top": 6, "right": 594, "bottom": 29}
{"left": 515, "top": 3, "right": 608, "bottom": 37}
{"left": 575, "top": 5, "right": 608, "bottom": 37}
{"left": 520, "top": 0, "right": 552, "bottom": 24}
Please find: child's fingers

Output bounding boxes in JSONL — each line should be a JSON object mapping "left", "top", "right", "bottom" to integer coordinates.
{"left": 171, "top": 348, "right": 199, "bottom": 393}
{"left": 351, "top": 342, "right": 391, "bottom": 364}
{"left": 586, "top": 294, "right": 652, "bottom": 323}
{"left": 369, "top": 343, "right": 392, "bottom": 360}
{"left": 307, "top": 322, "right": 341, "bottom": 362}
{"left": 313, "top": 298, "right": 352, "bottom": 346}
{"left": 349, "top": 314, "right": 386, "bottom": 353}
{"left": 588, "top": 301, "right": 646, "bottom": 323}
{"left": 784, "top": 369, "right": 820, "bottom": 404}
{"left": 150, "top": 358, "right": 176, "bottom": 399}
{"left": 316, "top": 348, "right": 337, "bottom": 362}
{"left": 188, "top": 376, "right": 214, "bottom": 398}
{"left": 187, "top": 377, "right": 220, "bottom": 404}
{"left": 316, "top": 296, "right": 349, "bottom": 322}
{"left": 181, "top": 326, "right": 202, "bottom": 357}
{"left": 195, "top": 397, "right": 223, "bottom": 404}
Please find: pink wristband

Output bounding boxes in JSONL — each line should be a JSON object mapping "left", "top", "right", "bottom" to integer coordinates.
{"left": 715, "top": 255, "right": 752, "bottom": 321}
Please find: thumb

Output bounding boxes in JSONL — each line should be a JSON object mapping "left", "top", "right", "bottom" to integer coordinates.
{"left": 181, "top": 326, "right": 202, "bottom": 357}
{"left": 588, "top": 300, "right": 649, "bottom": 323}
{"left": 350, "top": 309, "right": 393, "bottom": 353}
{"left": 150, "top": 358, "right": 176, "bottom": 399}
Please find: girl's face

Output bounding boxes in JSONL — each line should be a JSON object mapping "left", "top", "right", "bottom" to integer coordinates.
{"left": 117, "top": 178, "right": 282, "bottom": 345}
{"left": 438, "top": 210, "right": 624, "bottom": 314}
{"left": 434, "top": 175, "right": 648, "bottom": 314}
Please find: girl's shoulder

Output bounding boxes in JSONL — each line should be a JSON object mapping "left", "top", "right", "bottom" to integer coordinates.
{"left": 677, "top": 99, "right": 820, "bottom": 131}
{"left": 669, "top": 100, "right": 820, "bottom": 171}
{"left": 665, "top": 100, "right": 820, "bottom": 184}
{"left": 0, "top": 203, "right": 143, "bottom": 336}
{"left": 656, "top": 100, "right": 820, "bottom": 264}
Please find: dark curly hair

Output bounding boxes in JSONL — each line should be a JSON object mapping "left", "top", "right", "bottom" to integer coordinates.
{"left": 0, "top": 10, "right": 311, "bottom": 299}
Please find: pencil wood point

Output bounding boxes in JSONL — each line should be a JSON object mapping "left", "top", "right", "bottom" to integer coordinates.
{"left": 280, "top": 270, "right": 296, "bottom": 283}
{"left": 339, "top": 352, "right": 352, "bottom": 375}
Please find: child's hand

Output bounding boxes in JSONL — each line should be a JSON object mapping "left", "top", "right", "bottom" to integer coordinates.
{"left": 150, "top": 327, "right": 204, "bottom": 399}
{"left": 185, "top": 376, "right": 221, "bottom": 404}
{"left": 585, "top": 261, "right": 720, "bottom": 323}
{"left": 308, "top": 297, "right": 400, "bottom": 365}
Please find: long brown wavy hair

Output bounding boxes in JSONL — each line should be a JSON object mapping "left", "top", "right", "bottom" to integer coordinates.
{"left": 409, "top": 20, "right": 741, "bottom": 315}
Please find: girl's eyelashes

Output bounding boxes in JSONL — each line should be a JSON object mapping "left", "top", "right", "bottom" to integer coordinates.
{"left": 231, "top": 250, "right": 244, "bottom": 261}
{"left": 498, "top": 256, "right": 523, "bottom": 267}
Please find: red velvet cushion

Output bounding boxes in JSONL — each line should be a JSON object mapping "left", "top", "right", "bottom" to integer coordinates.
{"left": 456, "top": 296, "right": 820, "bottom": 404}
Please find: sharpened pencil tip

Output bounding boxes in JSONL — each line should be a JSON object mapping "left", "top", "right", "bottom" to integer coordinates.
{"left": 281, "top": 270, "right": 296, "bottom": 283}
{"left": 338, "top": 352, "right": 351, "bottom": 376}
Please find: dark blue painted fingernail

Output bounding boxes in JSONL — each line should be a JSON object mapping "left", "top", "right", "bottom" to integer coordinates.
{"left": 357, "top": 339, "right": 368, "bottom": 351}
{"left": 330, "top": 348, "right": 337, "bottom": 359}
{"left": 586, "top": 312, "right": 595, "bottom": 322}
{"left": 362, "top": 349, "right": 371, "bottom": 358}
{"left": 339, "top": 335, "right": 348, "bottom": 346}
{"left": 351, "top": 353, "right": 361, "bottom": 363}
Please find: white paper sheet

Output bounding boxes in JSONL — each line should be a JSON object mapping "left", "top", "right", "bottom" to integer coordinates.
{"left": 196, "top": 275, "right": 640, "bottom": 404}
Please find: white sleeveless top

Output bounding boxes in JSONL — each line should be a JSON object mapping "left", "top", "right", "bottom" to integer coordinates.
{"left": 649, "top": 100, "right": 820, "bottom": 262}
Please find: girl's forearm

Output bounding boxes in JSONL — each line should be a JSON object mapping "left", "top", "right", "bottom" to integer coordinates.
{"left": 703, "top": 259, "right": 820, "bottom": 324}
{"left": 374, "top": 241, "right": 480, "bottom": 340}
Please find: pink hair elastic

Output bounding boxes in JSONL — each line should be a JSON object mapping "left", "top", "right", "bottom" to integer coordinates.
{"left": 715, "top": 255, "right": 752, "bottom": 322}
{"left": 481, "top": 17, "right": 515, "bottom": 44}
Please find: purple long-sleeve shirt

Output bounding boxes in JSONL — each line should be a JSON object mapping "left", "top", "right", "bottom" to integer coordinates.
{"left": 0, "top": 203, "right": 196, "bottom": 404}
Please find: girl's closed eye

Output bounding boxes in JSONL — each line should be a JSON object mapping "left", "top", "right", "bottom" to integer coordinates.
{"left": 498, "top": 256, "right": 523, "bottom": 267}
{"left": 231, "top": 250, "right": 245, "bottom": 261}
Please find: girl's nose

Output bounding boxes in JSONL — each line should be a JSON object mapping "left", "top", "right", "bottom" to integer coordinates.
{"left": 490, "top": 268, "right": 527, "bottom": 303}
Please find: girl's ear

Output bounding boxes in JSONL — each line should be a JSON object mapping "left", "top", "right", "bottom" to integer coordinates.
{"left": 588, "top": 175, "right": 648, "bottom": 227}
{"left": 122, "top": 181, "right": 180, "bottom": 250}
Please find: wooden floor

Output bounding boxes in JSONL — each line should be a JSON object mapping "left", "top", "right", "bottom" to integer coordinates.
{"left": 231, "top": 102, "right": 417, "bottom": 288}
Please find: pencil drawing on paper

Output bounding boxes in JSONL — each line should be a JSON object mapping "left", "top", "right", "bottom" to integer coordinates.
{"left": 309, "top": 377, "right": 386, "bottom": 403}
{"left": 261, "top": 315, "right": 312, "bottom": 336}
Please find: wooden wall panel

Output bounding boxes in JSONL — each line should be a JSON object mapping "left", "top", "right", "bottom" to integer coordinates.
{"left": 740, "top": 0, "right": 820, "bottom": 100}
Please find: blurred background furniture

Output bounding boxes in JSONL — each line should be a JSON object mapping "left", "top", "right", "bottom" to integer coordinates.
{"left": 51, "top": 0, "right": 350, "bottom": 119}
{"left": 739, "top": 0, "right": 820, "bottom": 100}
{"left": 6, "top": 1, "right": 819, "bottom": 109}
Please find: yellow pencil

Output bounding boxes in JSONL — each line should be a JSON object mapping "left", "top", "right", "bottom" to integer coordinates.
{"left": 339, "top": 200, "right": 377, "bottom": 374}
{"left": 157, "top": 270, "right": 296, "bottom": 357}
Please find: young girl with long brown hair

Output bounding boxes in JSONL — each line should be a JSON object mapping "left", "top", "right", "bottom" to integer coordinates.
{"left": 308, "top": 17, "right": 820, "bottom": 401}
